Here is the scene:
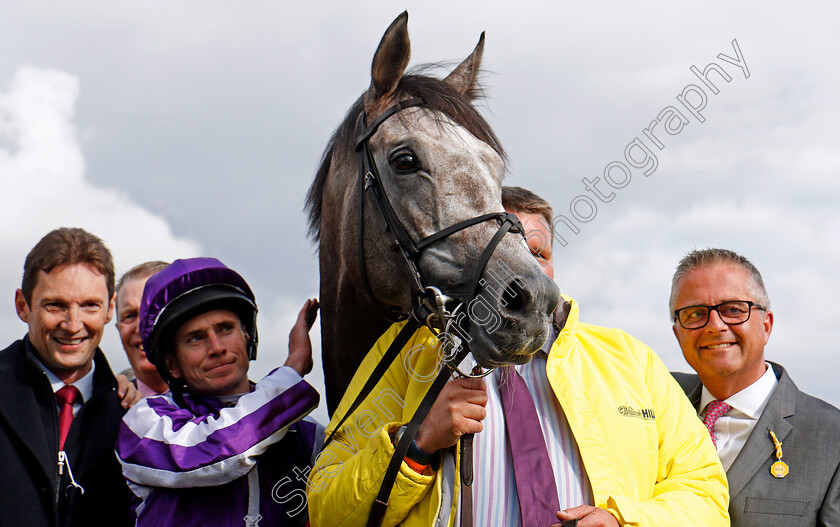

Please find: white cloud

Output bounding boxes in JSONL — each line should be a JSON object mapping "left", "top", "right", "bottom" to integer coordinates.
{"left": 2, "top": 1, "right": 838, "bottom": 417}
{"left": 556, "top": 198, "right": 840, "bottom": 406}
{"left": 0, "top": 66, "right": 201, "bottom": 371}
{"left": 0, "top": 66, "right": 331, "bottom": 413}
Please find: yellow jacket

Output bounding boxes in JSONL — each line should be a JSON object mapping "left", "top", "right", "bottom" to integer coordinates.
{"left": 308, "top": 298, "right": 729, "bottom": 526}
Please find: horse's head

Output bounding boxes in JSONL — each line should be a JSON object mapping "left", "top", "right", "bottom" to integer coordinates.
{"left": 309, "top": 12, "right": 560, "bottom": 390}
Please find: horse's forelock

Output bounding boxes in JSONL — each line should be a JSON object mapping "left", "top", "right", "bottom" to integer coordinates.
{"left": 396, "top": 73, "right": 505, "bottom": 163}
{"left": 305, "top": 68, "right": 505, "bottom": 242}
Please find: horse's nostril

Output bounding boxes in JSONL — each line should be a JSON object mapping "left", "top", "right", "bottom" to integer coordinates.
{"left": 501, "top": 278, "right": 527, "bottom": 313}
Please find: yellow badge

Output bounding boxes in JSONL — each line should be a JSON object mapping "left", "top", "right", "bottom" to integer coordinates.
{"left": 771, "top": 460, "right": 789, "bottom": 478}
{"left": 768, "top": 430, "right": 788, "bottom": 478}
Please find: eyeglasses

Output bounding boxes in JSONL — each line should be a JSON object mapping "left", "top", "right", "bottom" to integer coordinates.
{"left": 673, "top": 301, "right": 766, "bottom": 330}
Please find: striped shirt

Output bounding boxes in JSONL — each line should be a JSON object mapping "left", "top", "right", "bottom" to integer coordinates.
{"left": 472, "top": 350, "right": 592, "bottom": 525}
{"left": 117, "top": 366, "right": 322, "bottom": 526}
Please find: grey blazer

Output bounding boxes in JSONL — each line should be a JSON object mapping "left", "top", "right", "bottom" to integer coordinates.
{"left": 673, "top": 362, "right": 840, "bottom": 526}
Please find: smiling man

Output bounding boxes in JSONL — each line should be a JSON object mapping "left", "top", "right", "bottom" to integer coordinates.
{"left": 670, "top": 248, "right": 840, "bottom": 526}
{"left": 115, "top": 261, "right": 170, "bottom": 397}
{"left": 0, "top": 227, "right": 133, "bottom": 527}
{"left": 116, "top": 257, "right": 323, "bottom": 526}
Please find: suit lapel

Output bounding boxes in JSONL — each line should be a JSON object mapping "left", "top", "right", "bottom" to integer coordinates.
{"left": 69, "top": 351, "right": 121, "bottom": 479}
{"left": 672, "top": 372, "right": 703, "bottom": 409}
{"left": 686, "top": 379, "right": 702, "bottom": 408}
{"left": 726, "top": 363, "right": 795, "bottom": 500}
{"left": 0, "top": 340, "right": 57, "bottom": 481}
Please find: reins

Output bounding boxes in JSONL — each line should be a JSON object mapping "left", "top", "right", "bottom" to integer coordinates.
{"left": 323, "top": 97, "right": 524, "bottom": 526}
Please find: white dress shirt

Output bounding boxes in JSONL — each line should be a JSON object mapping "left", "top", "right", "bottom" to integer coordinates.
{"left": 471, "top": 326, "right": 592, "bottom": 526}
{"left": 699, "top": 363, "right": 777, "bottom": 471}
{"left": 37, "top": 357, "right": 96, "bottom": 416}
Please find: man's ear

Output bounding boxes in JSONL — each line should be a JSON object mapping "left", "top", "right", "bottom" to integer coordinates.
{"left": 15, "top": 289, "right": 30, "bottom": 323}
{"left": 762, "top": 310, "right": 774, "bottom": 344}
{"left": 164, "top": 353, "right": 181, "bottom": 379}
{"left": 105, "top": 291, "right": 116, "bottom": 324}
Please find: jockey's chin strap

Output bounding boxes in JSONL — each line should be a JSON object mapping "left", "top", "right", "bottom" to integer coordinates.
{"left": 355, "top": 96, "right": 525, "bottom": 349}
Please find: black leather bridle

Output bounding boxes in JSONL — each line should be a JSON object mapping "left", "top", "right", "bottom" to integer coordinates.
{"left": 355, "top": 97, "right": 524, "bottom": 339}
{"left": 324, "top": 97, "right": 526, "bottom": 527}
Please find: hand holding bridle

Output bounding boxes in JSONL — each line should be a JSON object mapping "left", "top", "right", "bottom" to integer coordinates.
{"left": 413, "top": 377, "right": 487, "bottom": 454}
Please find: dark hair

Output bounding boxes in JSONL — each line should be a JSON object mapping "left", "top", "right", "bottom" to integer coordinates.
{"left": 669, "top": 248, "right": 770, "bottom": 314}
{"left": 502, "top": 186, "right": 554, "bottom": 240}
{"left": 21, "top": 227, "right": 115, "bottom": 304}
{"left": 306, "top": 72, "right": 506, "bottom": 242}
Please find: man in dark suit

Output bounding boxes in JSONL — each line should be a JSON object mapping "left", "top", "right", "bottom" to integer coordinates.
{"left": 0, "top": 227, "right": 133, "bottom": 527}
{"left": 670, "top": 248, "right": 840, "bottom": 526}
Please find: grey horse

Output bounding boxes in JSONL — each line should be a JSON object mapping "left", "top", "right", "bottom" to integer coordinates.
{"left": 306, "top": 12, "right": 560, "bottom": 414}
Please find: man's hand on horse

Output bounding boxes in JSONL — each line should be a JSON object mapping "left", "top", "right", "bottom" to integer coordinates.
{"left": 414, "top": 377, "right": 488, "bottom": 454}
{"left": 285, "top": 298, "right": 319, "bottom": 376}
{"left": 553, "top": 505, "right": 620, "bottom": 527}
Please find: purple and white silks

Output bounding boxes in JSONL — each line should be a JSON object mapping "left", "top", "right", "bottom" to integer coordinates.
{"left": 116, "top": 366, "right": 322, "bottom": 526}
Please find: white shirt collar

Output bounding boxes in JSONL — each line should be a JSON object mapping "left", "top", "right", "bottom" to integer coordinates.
{"left": 700, "top": 362, "right": 777, "bottom": 419}
{"left": 34, "top": 356, "right": 96, "bottom": 403}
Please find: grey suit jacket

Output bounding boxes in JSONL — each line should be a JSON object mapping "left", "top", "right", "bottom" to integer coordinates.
{"left": 673, "top": 362, "right": 840, "bottom": 526}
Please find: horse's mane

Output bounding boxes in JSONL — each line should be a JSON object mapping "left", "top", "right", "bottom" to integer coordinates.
{"left": 305, "top": 72, "right": 506, "bottom": 242}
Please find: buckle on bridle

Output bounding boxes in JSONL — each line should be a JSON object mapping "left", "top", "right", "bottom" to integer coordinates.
{"left": 417, "top": 289, "right": 495, "bottom": 380}
{"left": 421, "top": 286, "right": 455, "bottom": 330}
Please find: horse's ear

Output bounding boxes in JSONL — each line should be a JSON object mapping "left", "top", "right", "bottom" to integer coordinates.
{"left": 444, "top": 32, "right": 485, "bottom": 99}
{"left": 369, "top": 11, "right": 411, "bottom": 103}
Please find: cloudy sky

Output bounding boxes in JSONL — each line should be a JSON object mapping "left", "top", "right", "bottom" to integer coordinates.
{"left": 2, "top": 1, "right": 838, "bottom": 422}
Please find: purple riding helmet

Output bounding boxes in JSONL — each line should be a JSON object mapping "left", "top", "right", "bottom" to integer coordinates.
{"left": 138, "top": 257, "right": 259, "bottom": 388}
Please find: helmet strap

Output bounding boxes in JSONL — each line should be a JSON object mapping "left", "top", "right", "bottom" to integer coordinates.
{"left": 247, "top": 309, "right": 258, "bottom": 361}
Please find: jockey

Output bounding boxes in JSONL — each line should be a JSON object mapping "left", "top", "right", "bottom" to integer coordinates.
{"left": 116, "top": 257, "right": 323, "bottom": 526}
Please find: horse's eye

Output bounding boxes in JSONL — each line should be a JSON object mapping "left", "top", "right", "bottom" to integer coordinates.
{"left": 390, "top": 152, "right": 419, "bottom": 174}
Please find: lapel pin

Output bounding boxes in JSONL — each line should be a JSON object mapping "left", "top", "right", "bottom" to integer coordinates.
{"left": 769, "top": 430, "right": 789, "bottom": 478}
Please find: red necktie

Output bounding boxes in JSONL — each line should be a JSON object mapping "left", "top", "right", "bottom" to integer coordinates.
{"left": 499, "top": 367, "right": 560, "bottom": 527}
{"left": 56, "top": 385, "right": 81, "bottom": 450}
{"left": 702, "top": 400, "right": 731, "bottom": 448}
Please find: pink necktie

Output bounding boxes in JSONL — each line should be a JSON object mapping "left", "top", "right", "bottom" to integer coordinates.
{"left": 499, "top": 367, "right": 560, "bottom": 527}
{"left": 56, "top": 385, "right": 81, "bottom": 450}
{"left": 702, "top": 400, "right": 731, "bottom": 448}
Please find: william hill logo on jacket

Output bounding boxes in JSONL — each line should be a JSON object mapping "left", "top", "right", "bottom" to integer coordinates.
{"left": 618, "top": 404, "right": 656, "bottom": 420}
